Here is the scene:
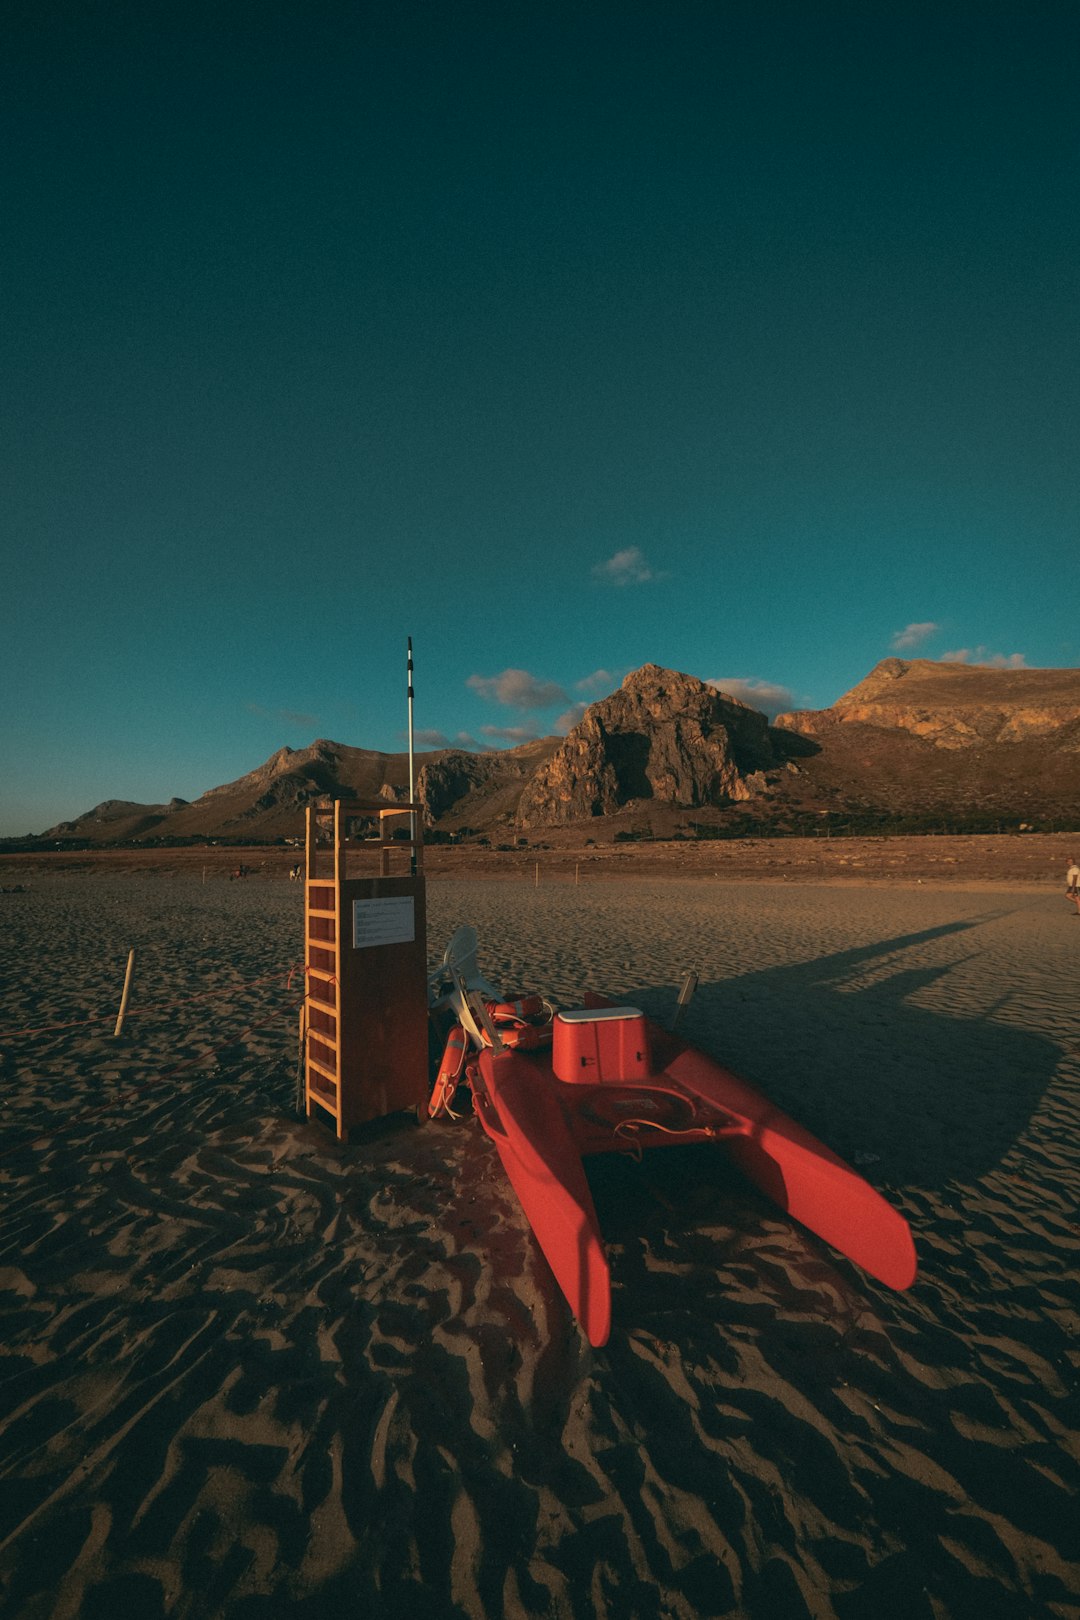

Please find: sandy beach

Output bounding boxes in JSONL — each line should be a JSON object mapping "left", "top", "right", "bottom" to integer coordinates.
{"left": 1, "top": 870, "right": 1078, "bottom": 1618}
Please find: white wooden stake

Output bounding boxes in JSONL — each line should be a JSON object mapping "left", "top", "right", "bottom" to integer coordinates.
{"left": 113, "top": 949, "right": 136, "bottom": 1038}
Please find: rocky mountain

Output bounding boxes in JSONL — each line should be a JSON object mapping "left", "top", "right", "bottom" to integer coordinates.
{"left": 44, "top": 797, "right": 192, "bottom": 843}
{"left": 37, "top": 736, "right": 558, "bottom": 845}
{"left": 22, "top": 659, "right": 1080, "bottom": 847}
{"left": 516, "top": 665, "right": 780, "bottom": 826}
{"left": 777, "top": 658, "right": 1080, "bottom": 750}
{"left": 417, "top": 739, "right": 558, "bottom": 828}
{"left": 768, "top": 659, "right": 1080, "bottom": 830}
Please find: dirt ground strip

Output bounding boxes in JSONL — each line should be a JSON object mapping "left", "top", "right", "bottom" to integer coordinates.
{"left": 2, "top": 830, "right": 1077, "bottom": 889}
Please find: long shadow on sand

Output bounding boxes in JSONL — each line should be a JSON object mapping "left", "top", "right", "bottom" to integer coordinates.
{"left": 614, "top": 916, "right": 1062, "bottom": 1191}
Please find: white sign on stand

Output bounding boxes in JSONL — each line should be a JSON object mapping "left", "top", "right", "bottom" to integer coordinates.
{"left": 353, "top": 896, "right": 415, "bottom": 950}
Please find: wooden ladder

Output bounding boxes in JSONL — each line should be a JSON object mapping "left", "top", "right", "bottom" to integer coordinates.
{"left": 303, "top": 798, "right": 426, "bottom": 1138}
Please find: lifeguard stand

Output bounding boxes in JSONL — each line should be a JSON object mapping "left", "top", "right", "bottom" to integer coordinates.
{"left": 303, "top": 798, "right": 428, "bottom": 1138}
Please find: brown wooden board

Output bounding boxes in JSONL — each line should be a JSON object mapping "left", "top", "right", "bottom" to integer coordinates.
{"left": 335, "top": 874, "right": 428, "bottom": 1130}
{"left": 303, "top": 799, "right": 428, "bottom": 1138}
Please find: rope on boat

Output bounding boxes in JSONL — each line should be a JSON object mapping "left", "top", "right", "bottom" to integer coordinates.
{"left": 613, "top": 1116, "right": 698, "bottom": 1161}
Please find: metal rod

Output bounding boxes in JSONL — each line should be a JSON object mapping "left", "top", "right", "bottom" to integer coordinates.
{"left": 407, "top": 636, "right": 416, "bottom": 875}
{"left": 671, "top": 969, "right": 699, "bottom": 1032}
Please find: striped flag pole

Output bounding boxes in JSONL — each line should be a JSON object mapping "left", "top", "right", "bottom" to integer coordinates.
{"left": 407, "top": 637, "right": 417, "bottom": 873}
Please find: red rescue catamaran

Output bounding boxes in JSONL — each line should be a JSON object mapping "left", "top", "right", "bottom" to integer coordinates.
{"left": 429, "top": 928, "right": 917, "bottom": 1347}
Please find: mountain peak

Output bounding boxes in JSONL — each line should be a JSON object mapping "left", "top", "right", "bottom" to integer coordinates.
{"left": 778, "top": 658, "right": 1080, "bottom": 749}
{"left": 517, "top": 662, "right": 774, "bottom": 826}
{"left": 27, "top": 656, "right": 1080, "bottom": 846}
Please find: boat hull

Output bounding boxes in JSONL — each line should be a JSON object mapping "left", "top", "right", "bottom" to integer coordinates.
{"left": 473, "top": 1050, "right": 611, "bottom": 1347}
{"left": 474, "top": 1013, "right": 916, "bottom": 1346}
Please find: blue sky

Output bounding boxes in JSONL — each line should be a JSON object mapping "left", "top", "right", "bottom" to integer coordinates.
{"left": 3, "top": 2, "right": 1078, "bottom": 835}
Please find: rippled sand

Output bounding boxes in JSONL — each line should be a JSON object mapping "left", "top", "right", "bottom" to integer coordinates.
{"left": 1, "top": 875, "right": 1077, "bottom": 1618}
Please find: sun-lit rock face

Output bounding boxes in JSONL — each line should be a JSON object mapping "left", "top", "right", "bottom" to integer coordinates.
{"left": 416, "top": 752, "right": 495, "bottom": 825}
{"left": 775, "top": 658, "right": 1080, "bottom": 750}
{"left": 516, "top": 664, "right": 775, "bottom": 826}
{"left": 34, "top": 657, "right": 1080, "bottom": 846}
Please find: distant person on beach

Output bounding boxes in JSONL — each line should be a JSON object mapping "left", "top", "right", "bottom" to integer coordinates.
{"left": 1067, "top": 858, "right": 1080, "bottom": 914}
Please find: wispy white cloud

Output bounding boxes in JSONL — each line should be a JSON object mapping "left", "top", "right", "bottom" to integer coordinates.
{"left": 481, "top": 724, "right": 540, "bottom": 743}
{"left": 891, "top": 621, "right": 940, "bottom": 651}
{"left": 246, "top": 703, "right": 319, "bottom": 728}
{"left": 591, "top": 546, "right": 666, "bottom": 586}
{"left": 554, "top": 702, "right": 590, "bottom": 734}
{"left": 941, "top": 647, "right": 1028, "bottom": 669}
{"left": 575, "top": 668, "right": 623, "bottom": 695}
{"left": 467, "top": 668, "right": 569, "bottom": 709}
{"left": 409, "top": 728, "right": 496, "bottom": 752}
{"left": 707, "top": 677, "right": 795, "bottom": 718}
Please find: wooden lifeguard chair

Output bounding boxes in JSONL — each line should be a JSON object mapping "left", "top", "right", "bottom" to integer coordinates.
{"left": 303, "top": 797, "right": 428, "bottom": 1138}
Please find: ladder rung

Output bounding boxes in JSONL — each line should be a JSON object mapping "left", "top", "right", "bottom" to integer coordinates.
{"left": 307, "top": 1080, "right": 339, "bottom": 1112}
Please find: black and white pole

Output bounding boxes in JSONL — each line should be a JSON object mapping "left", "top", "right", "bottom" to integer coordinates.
{"left": 407, "top": 637, "right": 417, "bottom": 873}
